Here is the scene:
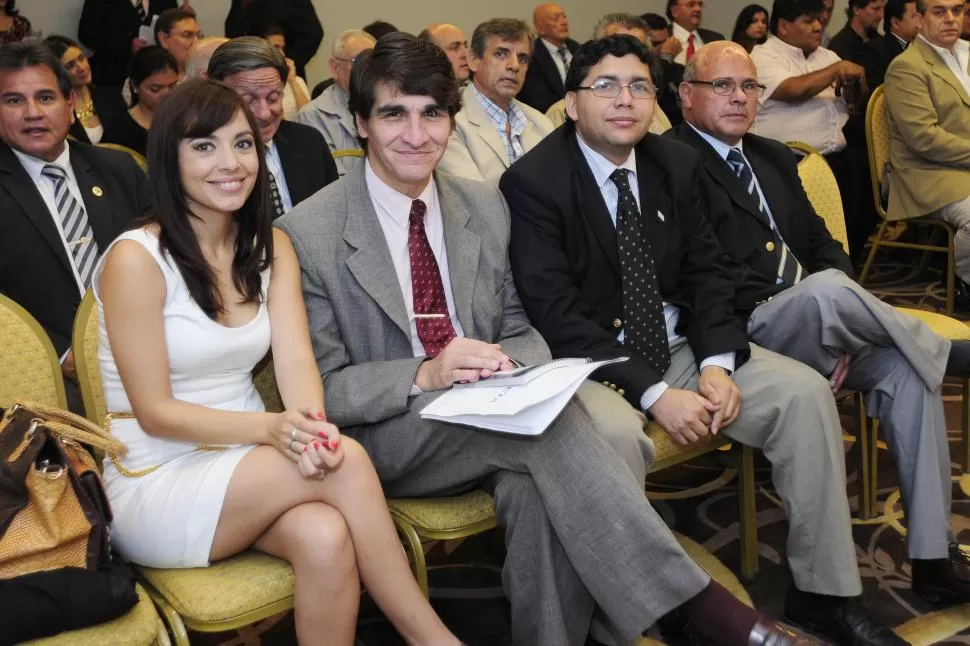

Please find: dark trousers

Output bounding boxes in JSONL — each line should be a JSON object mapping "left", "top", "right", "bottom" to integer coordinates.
{"left": 825, "top": 145, "right": 878, "bottom": 264}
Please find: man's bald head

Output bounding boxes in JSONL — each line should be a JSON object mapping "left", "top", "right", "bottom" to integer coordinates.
{"left": 419, "top": 23, "right": 470, "bottom": 81}
{"left": 680, "top": 42, "right": 762, "bottom": 146}
{"left": 533, "top": 3, "right": 570, "bottom": 45}
{"left": 184, "top": 37, "right": 229, "bottom": 79}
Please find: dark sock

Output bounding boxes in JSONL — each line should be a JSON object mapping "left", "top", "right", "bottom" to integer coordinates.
{"left": 682, "top": 581, "right": 762, "bottom": 645}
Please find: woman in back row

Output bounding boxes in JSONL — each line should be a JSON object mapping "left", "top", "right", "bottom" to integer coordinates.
{"left": 732, "top": 4, "right": 769, "bottom": 52}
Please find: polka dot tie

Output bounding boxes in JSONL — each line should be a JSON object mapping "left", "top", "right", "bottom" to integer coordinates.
{"left": 408, "top": 199, "right": 457, "bottom": 357}
{"left": 610, "top": 169, "right": 671, "bottom": 374}
{"left": 268, "top": 170, "right": 286, "bottom": 220}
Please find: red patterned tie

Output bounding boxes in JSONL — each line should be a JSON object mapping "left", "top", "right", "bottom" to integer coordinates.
{"left": 686, "top": 33, "right": 696, "bottom": 61}
{"left": 408, "top": 199, "right": 457, "bottom": 357}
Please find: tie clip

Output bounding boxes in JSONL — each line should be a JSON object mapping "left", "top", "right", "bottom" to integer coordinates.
{"left": 69, "top": 236, "right": 92, "bottom": 247}
{"left": 414, "top": 313, "right": 447, "bottom": 319}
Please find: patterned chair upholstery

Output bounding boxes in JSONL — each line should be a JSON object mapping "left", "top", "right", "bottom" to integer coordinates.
{"left": 95, "top": 142, "right": 148, "bottom": 173}
{"left": 790, "top": 144, "right": 970, "bottom": 515}
{"left": 72, "top": 291, "right": 295, "bottom": 646}
{"left": 0, "top": 294, "right": 165, "bottom": 645}
{"left": 859, "top": 86, "right": 956, "bottom": 314}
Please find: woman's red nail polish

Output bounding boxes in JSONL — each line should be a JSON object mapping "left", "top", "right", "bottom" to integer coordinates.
{"left": 327, "top": 441, "right": 337, "bottom": 451}
{"left": 315, "top": 412, "right": 326, "bottom": 421}
{"left": 317, "top": 431, "right": 329, "bottom": 439}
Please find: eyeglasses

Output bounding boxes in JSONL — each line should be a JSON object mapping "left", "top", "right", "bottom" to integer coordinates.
{"left": 687, "top": 79, "right": 766, "bottom": 97}
{"left": 576, "top": 79, "right": 657, "bottom": 99}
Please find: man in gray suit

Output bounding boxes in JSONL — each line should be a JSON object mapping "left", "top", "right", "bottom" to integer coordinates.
{"left": 278, "top": 33, "right": 814, "bottom": 646}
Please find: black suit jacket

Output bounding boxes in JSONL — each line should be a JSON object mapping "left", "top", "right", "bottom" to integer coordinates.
{"left": 500, "top": 124, "right": 750, "bottom": 408}
{"left": 225, "top": 0, "right": 323, "bottom": 78}
{"left": 671, "top": 124, "right": 855, "bottom": 317}
{"left": 859, "top": 32, "right": 907, "bottom": 89}
{"left": 274, "top": 120, "right": 338, "bottom": 212}
{"left": 0, "top": 141, "right": 151, "bottom": 354}
{"left": 518, "top": 38, "right": 580, "bottom": 114}
{"left": 696, "top": 27, "right": 726, "bottom": 43}
{"left": 79, "top": 0, "right": 177, "bottom": 87}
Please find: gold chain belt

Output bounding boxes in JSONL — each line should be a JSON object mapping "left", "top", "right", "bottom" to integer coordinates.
{"left": 105, "top": 412, "right": 229, "bottom": 478}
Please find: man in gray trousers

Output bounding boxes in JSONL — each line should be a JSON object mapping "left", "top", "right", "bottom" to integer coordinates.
{"left": 278, "top": 32, "right": 818, "bottom": 646}
{"left": 672, "top": 40, "right": 970, "bottom": 619}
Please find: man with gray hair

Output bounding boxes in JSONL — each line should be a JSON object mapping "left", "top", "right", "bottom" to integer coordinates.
{"left": 295, "top": 29, "right": 376, "bottom": 177}
{"left": 438, "top": 18, "right": 554, "bottom": 183}
{"left": 418, "top": 23, "right": 470, "bottom": 84}
{"left": 184, "top": 36, "right": 229, "bottom": 80}
{"left": 209, "top": 37, "right": 338, "bottom": 217}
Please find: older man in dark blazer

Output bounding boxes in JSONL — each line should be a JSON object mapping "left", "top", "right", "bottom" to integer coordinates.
{"left": 501, "top": 36, "right": 905, "bottom": 646}
{"left": 0, "top": 44, "right": 150, "bottom": 405}
{"left": 79, "top": 0, "right": 179, "bottom": 86}
{"left": 518, "top": 3, "right": 581, "bottom": 113}
{"left": 674, "top": 40, "right": 970, "bottom": 621}
{"left": 279, "top": 33, "right": 815, "bottom": 646}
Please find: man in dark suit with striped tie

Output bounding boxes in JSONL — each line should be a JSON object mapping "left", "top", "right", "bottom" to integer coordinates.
{"left": 0, "top": 43, "right": 150, "bottom": 407}
{"left": 674, "top": 40, "right": 970, "bottom": 618}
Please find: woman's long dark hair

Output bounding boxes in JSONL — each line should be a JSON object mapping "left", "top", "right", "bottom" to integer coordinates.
{"left": 732, "top": 4, "right": 770, "bottom": 51}
{"left": 146, "top": 79, "right": 273, "bottom": 321}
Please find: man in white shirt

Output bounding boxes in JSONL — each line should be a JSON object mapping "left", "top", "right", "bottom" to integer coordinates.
{"left": 518, "top": 3, "right": 580, "bottom": 113}
{"left": 0, "top": 42, "right": 150, "bottom": 410}
{"left": 208, "top": 37, "right": 338, "bottom": 216}
{"left": 884, "top": 0, "right": 970, "bottom": 289}
{"left": 665, "top": 0, "right": 725, "bottom": 65}
{"left": 279, "top": 32, "right": 816, "bottom": 646}
{"left": 438, "top": 19, "right": 554, "bottom": 183}
{"left": 418, "top": 23, "right": 471, "bottom": 84}
{"left": 295, "top": 29, "right": 376, "bottom": 176}
{"left": 751, "top": 0, "right": 875, "bottom": 260}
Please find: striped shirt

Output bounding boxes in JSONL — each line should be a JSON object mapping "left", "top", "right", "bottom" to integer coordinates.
{"left": 470, "top": 83, "right": 528, "bottom": 165}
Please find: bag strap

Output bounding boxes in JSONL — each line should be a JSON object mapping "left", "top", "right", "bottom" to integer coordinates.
{"left": 16, "top": 402, "right": 128, "bottom": 457}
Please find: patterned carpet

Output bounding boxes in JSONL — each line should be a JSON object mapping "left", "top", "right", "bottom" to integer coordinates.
{"left": 193, "top": 254, "right": 970, "bottom": 646}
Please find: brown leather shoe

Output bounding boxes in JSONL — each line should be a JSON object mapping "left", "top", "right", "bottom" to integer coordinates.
{"left": 747, "top": 619, "right": 832, "bottom": 646}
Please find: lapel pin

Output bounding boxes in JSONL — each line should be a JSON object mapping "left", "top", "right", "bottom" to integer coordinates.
{"left": 92, "top": 186, "right": 103, "bottom": 197}
{"left": 656, "top": 210, "right": 665, "bottom": 222}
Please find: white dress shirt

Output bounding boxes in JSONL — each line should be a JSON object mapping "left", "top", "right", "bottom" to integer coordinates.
{"left": 365, "top": 160, "right": 466, "bottom": 359}
{"left": 540, "top": 38, "right": 571, "bottom": 83}
{"left": 919, "top": 34, "right": 970, "bottom": 96}
{"left": 12, "top": 143, "right": 87, "bottom": 298}
{"left": 575, "top": 134, "right": 735, "bottom": 411}
{"left": 751, "top": 36, "right": 848, "bottom": 154}
{"left": 264, "top": 140, "right": 294, "bottom": 213}
{"left": 672, "top": 22, "right": 707, "bottom": 65}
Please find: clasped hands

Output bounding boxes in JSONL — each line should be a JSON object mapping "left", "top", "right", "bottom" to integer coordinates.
{"left": 271, "top": 408, "right": 344, "bottom": 479}
{"left": 648, "top": 366, "right": 742, "bottom": 446}
{"left": 415, "top": 337, "right": 516, "bottom": 392}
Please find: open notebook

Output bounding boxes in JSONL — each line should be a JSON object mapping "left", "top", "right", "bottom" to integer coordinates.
{"left": 420, "top": 357, "right": 627, "bottom": 435}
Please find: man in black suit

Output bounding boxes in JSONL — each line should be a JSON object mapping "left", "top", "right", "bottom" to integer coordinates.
{"left": 224, "top": 0, "right": 323, "bottom": 80}
{"left": 518, "top": 3, "right": 580, "bottom": 113}
{"left": 675, "top": 41, "right": 970, "bottom": 621}
{"left": 79, "top": 0, "right": 179, "bottom": 87}
{"left": 207, "top": 37, "right": 338, "bottom": 217}
{"left": 858, "top": 0, "right": 919, "bottom": 89}
{"left": 666, "top": 0, "right": 725, "bottom": 65}
{"left": 501, "top": 35, "right": 902, "bottom": 646}
{"left": 0, "top": 43, "right": 150, "bottom": 404}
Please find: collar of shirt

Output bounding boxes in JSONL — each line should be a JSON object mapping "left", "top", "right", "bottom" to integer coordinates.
{"left": 672, "top": 22, "right": 696, "bottom": 42}
{"left": 540, "top": 37, "right": 569, "bottom": 59}
{"left": 891, "top": 32, "right": 908, "bottom": 49}
{"left": 766, "top": 34, "right": 827, "bottom": 62}
{"left": 364, "top": 158, "right": 439, "bottom": 227}
{"left": 575, "top": 133, "right": 639, "bottom": 220}
{"left": 317, "top": 83, "right": 349, "bottom": 114}
{"left": 470, "top": 83, "right": 527, "bottom": 140}
{"left": 12, "top": 142, "right": 75, "bottom": 186}
{"left": 687, "top": 122, "right": 742, "bottom": 162}
{"left": 918, "top": 33, "right": 970, "bottom": 62}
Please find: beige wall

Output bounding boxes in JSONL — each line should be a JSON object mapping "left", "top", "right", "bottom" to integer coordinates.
{"left": 31, "top": 0, "right": 850, "bottom": 86}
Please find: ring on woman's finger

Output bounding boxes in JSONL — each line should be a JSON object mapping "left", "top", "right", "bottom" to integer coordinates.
{"left": 289, "top": 427, "right": 298, "bottom": 441}
{"left": 288, "top": 438, "right": 299, "bottom": 453}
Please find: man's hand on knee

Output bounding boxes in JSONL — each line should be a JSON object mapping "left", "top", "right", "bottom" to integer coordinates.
{"left": 697, "top": 366, "right": 742, "bottom": 434}
{"left": 648, "top": 389, "right": 718, "bottom": 445}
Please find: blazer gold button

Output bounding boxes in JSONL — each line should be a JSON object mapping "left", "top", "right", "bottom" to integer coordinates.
{"left": 612, "top": 318, "right": 622, "bottom": 329}
{"left": 610, "top": 383, "right": 617, "bottom": 390}
{"left": 617, "top": 389, "right": 625, "bottom": 396}
{"left": 602, "top": 380, "right": 610, "bottom": 386}
{"left": 92, "top": 186, "right": 103, "bottom": 197}
{"left": 765, "top": 241, "right": 775, "bottom": 252}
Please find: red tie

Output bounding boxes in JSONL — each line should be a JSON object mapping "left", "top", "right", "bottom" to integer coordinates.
{"left": 686, "top": 33, "right": 696, "bottom": 61}
{"left": 408, "top": 199, "right": 457, "bottom": 357}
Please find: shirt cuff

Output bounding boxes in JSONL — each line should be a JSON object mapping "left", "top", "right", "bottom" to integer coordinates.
{"left": 699, "top": 352, "right": 735, "bottom": 375}
{"left": 409, "top": 383, "right": 423, "bottom": 397}
{"left": 640, "top": 381, "right": 669, "bottom": 411}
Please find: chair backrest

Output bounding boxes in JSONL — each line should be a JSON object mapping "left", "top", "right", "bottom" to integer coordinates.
{"left": 253, "top": 359, "right": 285, "bottom": 414}
{"left": 864, "top": 86, "right": 889, "bottom": 219}
{"left": 786, "top": 141, "right": 851, "bottom": 252}
{"left": 0, "top": 294, "right": 67, "bottom": 409}
{"left": 96, "top": 142, "right": 148, "bottom": 173}
{"left": 72, "top": 290, "right": 107, "bottom": 425}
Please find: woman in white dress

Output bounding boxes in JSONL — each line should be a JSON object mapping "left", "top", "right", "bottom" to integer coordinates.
{"left": 95, "top": 79, "right": 460, "bottom": 646}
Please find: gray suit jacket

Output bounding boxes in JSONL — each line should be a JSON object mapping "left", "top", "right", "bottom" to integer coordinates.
{"left": 276, "top": 163, "right": 551, "bottom": 428}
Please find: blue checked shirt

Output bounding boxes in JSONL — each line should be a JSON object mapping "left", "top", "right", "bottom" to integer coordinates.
{"left": 470, "top": 83, "right": 528, "bottom": 165}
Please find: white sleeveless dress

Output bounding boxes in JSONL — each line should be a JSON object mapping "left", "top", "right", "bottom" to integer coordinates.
{"left": 92, "top": 228, "right": 271, "bottom": 568}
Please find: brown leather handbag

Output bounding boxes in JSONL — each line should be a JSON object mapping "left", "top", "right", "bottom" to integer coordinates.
{"left": 0, "top": 402, "right": 127, "bottom": 579}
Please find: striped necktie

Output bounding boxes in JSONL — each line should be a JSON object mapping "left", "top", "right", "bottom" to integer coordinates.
{"left": 41, "top": 164, "right": 100, "bottom": 289}
{"left": 133, "top": 0, "right": 148, "bottom": 25}
{"left": 726, "top": 148, "right": 803, "bottom": 286}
